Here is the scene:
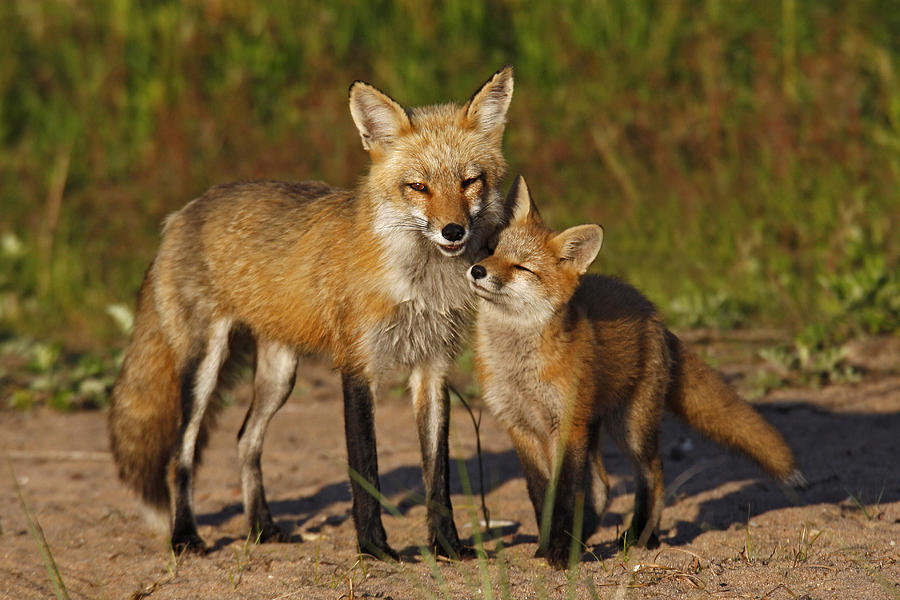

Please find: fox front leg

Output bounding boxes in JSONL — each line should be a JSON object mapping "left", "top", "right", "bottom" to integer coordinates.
{"left": 409, "top": 364, "right": 470, "bottom": 559}
{"left": 341, "top": 371, "right": 397, "bottom": 560}
{"left": 543, "top": 428, "right": 591, "bottom": 570}
{"left": 507, "top": 427, "right": 551, "bottom": 536}
{"left": 509, "top": 424, "right": 587, "bottom": 568}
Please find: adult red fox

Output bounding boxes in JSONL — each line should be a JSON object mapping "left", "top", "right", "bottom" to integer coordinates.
{"left": 469, "top": 177, "right": 805, "bottom": 569}
{"left": 109, "top": 67, "right": 515, "bottom": 559}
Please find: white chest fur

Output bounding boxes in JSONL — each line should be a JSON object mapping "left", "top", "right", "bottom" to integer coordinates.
{"left": 364, "top": 232, "right": 475, "bottom": 370}
{"left": 476, "top": 315, "right": 565, "bottom": 435}
{"left": 367, "top": 298, "right": 471, "bottom": 369}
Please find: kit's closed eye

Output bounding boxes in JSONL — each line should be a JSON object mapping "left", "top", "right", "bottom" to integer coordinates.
{"left": 513, "top": 264, "right": 532, "bottom": 273}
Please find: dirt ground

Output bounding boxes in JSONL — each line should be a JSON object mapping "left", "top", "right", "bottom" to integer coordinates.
{"left": 2, "top": 332, "right": 899, "bottom": 599}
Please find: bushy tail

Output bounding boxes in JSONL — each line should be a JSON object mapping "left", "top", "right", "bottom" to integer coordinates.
{"left": 664, "top": 332, "right": 805, "bottom": 487}
{"left": 108, "top": 266, "right": 181, "bottom": 513}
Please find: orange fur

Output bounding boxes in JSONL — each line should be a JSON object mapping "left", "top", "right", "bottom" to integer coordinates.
{"left": 470, "top": 176, "right": 803, "bottom": 569}
{"left": 109, "top": 68, "right": 515, "bottom": 556}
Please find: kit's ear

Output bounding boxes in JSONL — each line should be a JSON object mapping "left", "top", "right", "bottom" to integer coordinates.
{"left": 507, "top": 175, "right": 538, "bottom": 225}
{"left": 552, "top": 224, "right": 604, "bottom": 275}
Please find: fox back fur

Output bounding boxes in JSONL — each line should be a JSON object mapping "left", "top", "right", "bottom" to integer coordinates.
{"left": 109, "top": 67, "right": 514, "bottom": 558}
{"left": 468, "top": 176, "right": 804, "bottom": 569}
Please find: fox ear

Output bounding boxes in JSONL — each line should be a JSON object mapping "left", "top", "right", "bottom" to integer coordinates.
{"left": 349, "top": 82, "right": 412, "bottom": 151}
{"left": 553, "top": 224, "right": 604, "bottom": 275}
{"left": 507, "top": 175, "right": 538, "bottom": 225}
{"left": 461, "top": 65, "right": 514, "bottom": 133}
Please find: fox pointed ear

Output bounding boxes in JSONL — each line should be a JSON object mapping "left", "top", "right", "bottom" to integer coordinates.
{"left": 349, "top": 81, "right": 412, "bottom": 151}
{"left": 507, "top": 175, "right": 538, "bottom": 224}
{"left": 553, "top": 224, "right": 604, "bottom": 275}
{"left": 461, "top": 65, "right": 514, "bottom": 133}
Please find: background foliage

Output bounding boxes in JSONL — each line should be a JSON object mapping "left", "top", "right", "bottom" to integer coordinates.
{"left": 1, "top": 0, "right": 898, "bottom": 357}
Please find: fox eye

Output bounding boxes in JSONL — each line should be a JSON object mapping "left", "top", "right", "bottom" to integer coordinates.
{"left": 408, "top": 182, "right": 428, "bottom": 193}
{"left": 462, "top": 174, "right": 483, "bottom": 189}
{"left": 513, "top": 264, "right": 532, "bottom": 273}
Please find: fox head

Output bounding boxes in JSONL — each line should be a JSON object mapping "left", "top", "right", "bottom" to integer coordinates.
{"left": 468, "top": 176, "right": 604, "bottom": 324}
{"left": 349, "top": 66, "right": 513, "bottom": 258}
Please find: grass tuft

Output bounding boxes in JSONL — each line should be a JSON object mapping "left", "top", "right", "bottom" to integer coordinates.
{"left": 8, "top": 460, "right": 70, "bottom": 600}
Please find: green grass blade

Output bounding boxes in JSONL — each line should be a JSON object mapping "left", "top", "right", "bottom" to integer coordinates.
{"left": 9, "top": 460, "right": 70, "bottom": 600}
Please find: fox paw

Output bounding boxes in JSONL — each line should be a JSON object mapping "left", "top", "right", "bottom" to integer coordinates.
{"left": 358, "top": 539, "right": 399, "bottom": 562}
{"left": 252, "top": 523, "right": 291, "bottom": 544}
{"left": 619, "top": 529, "right": 660, "bottom": 550}
{"left": 433, "top": 541, "right": 476, "bottom": 561}
{"left": 544, "top": 543, "right": 574, "bottom": 570}
{"left": 171, "top": 532, "right": 207, "bottom": 555}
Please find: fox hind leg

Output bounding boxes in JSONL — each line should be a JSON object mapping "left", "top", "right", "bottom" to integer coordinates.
{"left": 583, "top": 429, "right": 611, "bottom": 538}
{"left": 171, "top": 318, "right": 233, "bottom": 553}
{"left": 237, "top": 339, "right": 298, "bottom": 543}
{"left": 628, "top": 452, "right": 664, "bottom": 548}
{"left": 612, "top": 410, "right": 664, "bottom": 549}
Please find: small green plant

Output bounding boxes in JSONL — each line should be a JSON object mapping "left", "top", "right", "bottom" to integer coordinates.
{"left": 619, "top": 528, "right": 633, "bottom": 563}
{"left": 564, "top": 493, "right": 586, "bottom": 598}
{"left": 1, "top": 337, "right": 122, "bottom": 411}
{"left": 760, "top": 246, "right": 899, "bottom": 389}
{"left": 312, "top": 536, "right": 322, "bottom": 585}
{"left": 746, "top": 369, "right": 789, "bottom": 400}
{"left": 759, "top": 323, "right": 860, "bottom": 389}
{"left": 740, "top": 506, "right": 755, "bottom": 564}
{"left": 494, "top": 539, "right": 513, "bottom": 600}
{"left": 164, "top": 547, "right": 179, "bottom": 578}
{"left": 453, "top": 451, "right": 496, "bottom": 599}
{"left": 791, "top": 524, "right": 822, "bottom": 567}
{"left": 820, "top": 241, "right": 900, "bottom": 338}
{"left": 844, "top": 485, "right": 886, "bottom": 521}
{"left": 668, "top": 289, "right": 751, "bottom": 331}
{"left": 227, "top": 529, "right": 261, "bottom": 590}
{"left": 10, "top": 462, "right": 70, "bottom": 600}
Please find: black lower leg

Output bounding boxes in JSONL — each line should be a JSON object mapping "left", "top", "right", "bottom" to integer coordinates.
{"left": 171, "top": 464, "right": 206, "bottom": 553}
{"left": 244, "top": 462, "right": 286, "bottom": 543}
{"left": 545, "top": 450, "right": 588, "bottom": 569}
{"left": 170, "top": 360, "right": 206, "bottom": 553}
{"left": 342, "top": 371, "right": 396, "bottom": 560}
{"left": 625, "top": 474, "right": 660, "bottom": 549}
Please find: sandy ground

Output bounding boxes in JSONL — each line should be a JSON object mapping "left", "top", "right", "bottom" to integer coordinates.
{"left": 2, "top": 332, "right": 899, "bottom": 599}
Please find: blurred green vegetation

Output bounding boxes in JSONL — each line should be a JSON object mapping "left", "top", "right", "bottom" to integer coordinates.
{"left": 1, "top": 1, "right": 898, "bottom": 403}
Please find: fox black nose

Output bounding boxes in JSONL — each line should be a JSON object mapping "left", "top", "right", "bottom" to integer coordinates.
{"left": 470, "top": 265, "right": 487, "bottom": 280}
{"left": 442, "top": 223, "right": 466, "bottom": 242}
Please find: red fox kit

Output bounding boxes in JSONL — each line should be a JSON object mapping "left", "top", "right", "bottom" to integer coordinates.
{"left": 469, "top": 177, "right": 804, "bottom": 569}
{"left": 109, "top": 67, "right": 515, "bottom": 559}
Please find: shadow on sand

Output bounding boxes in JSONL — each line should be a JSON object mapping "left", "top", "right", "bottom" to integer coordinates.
{"left": 199, "top": 395, "right": 900, "bottom": 561}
